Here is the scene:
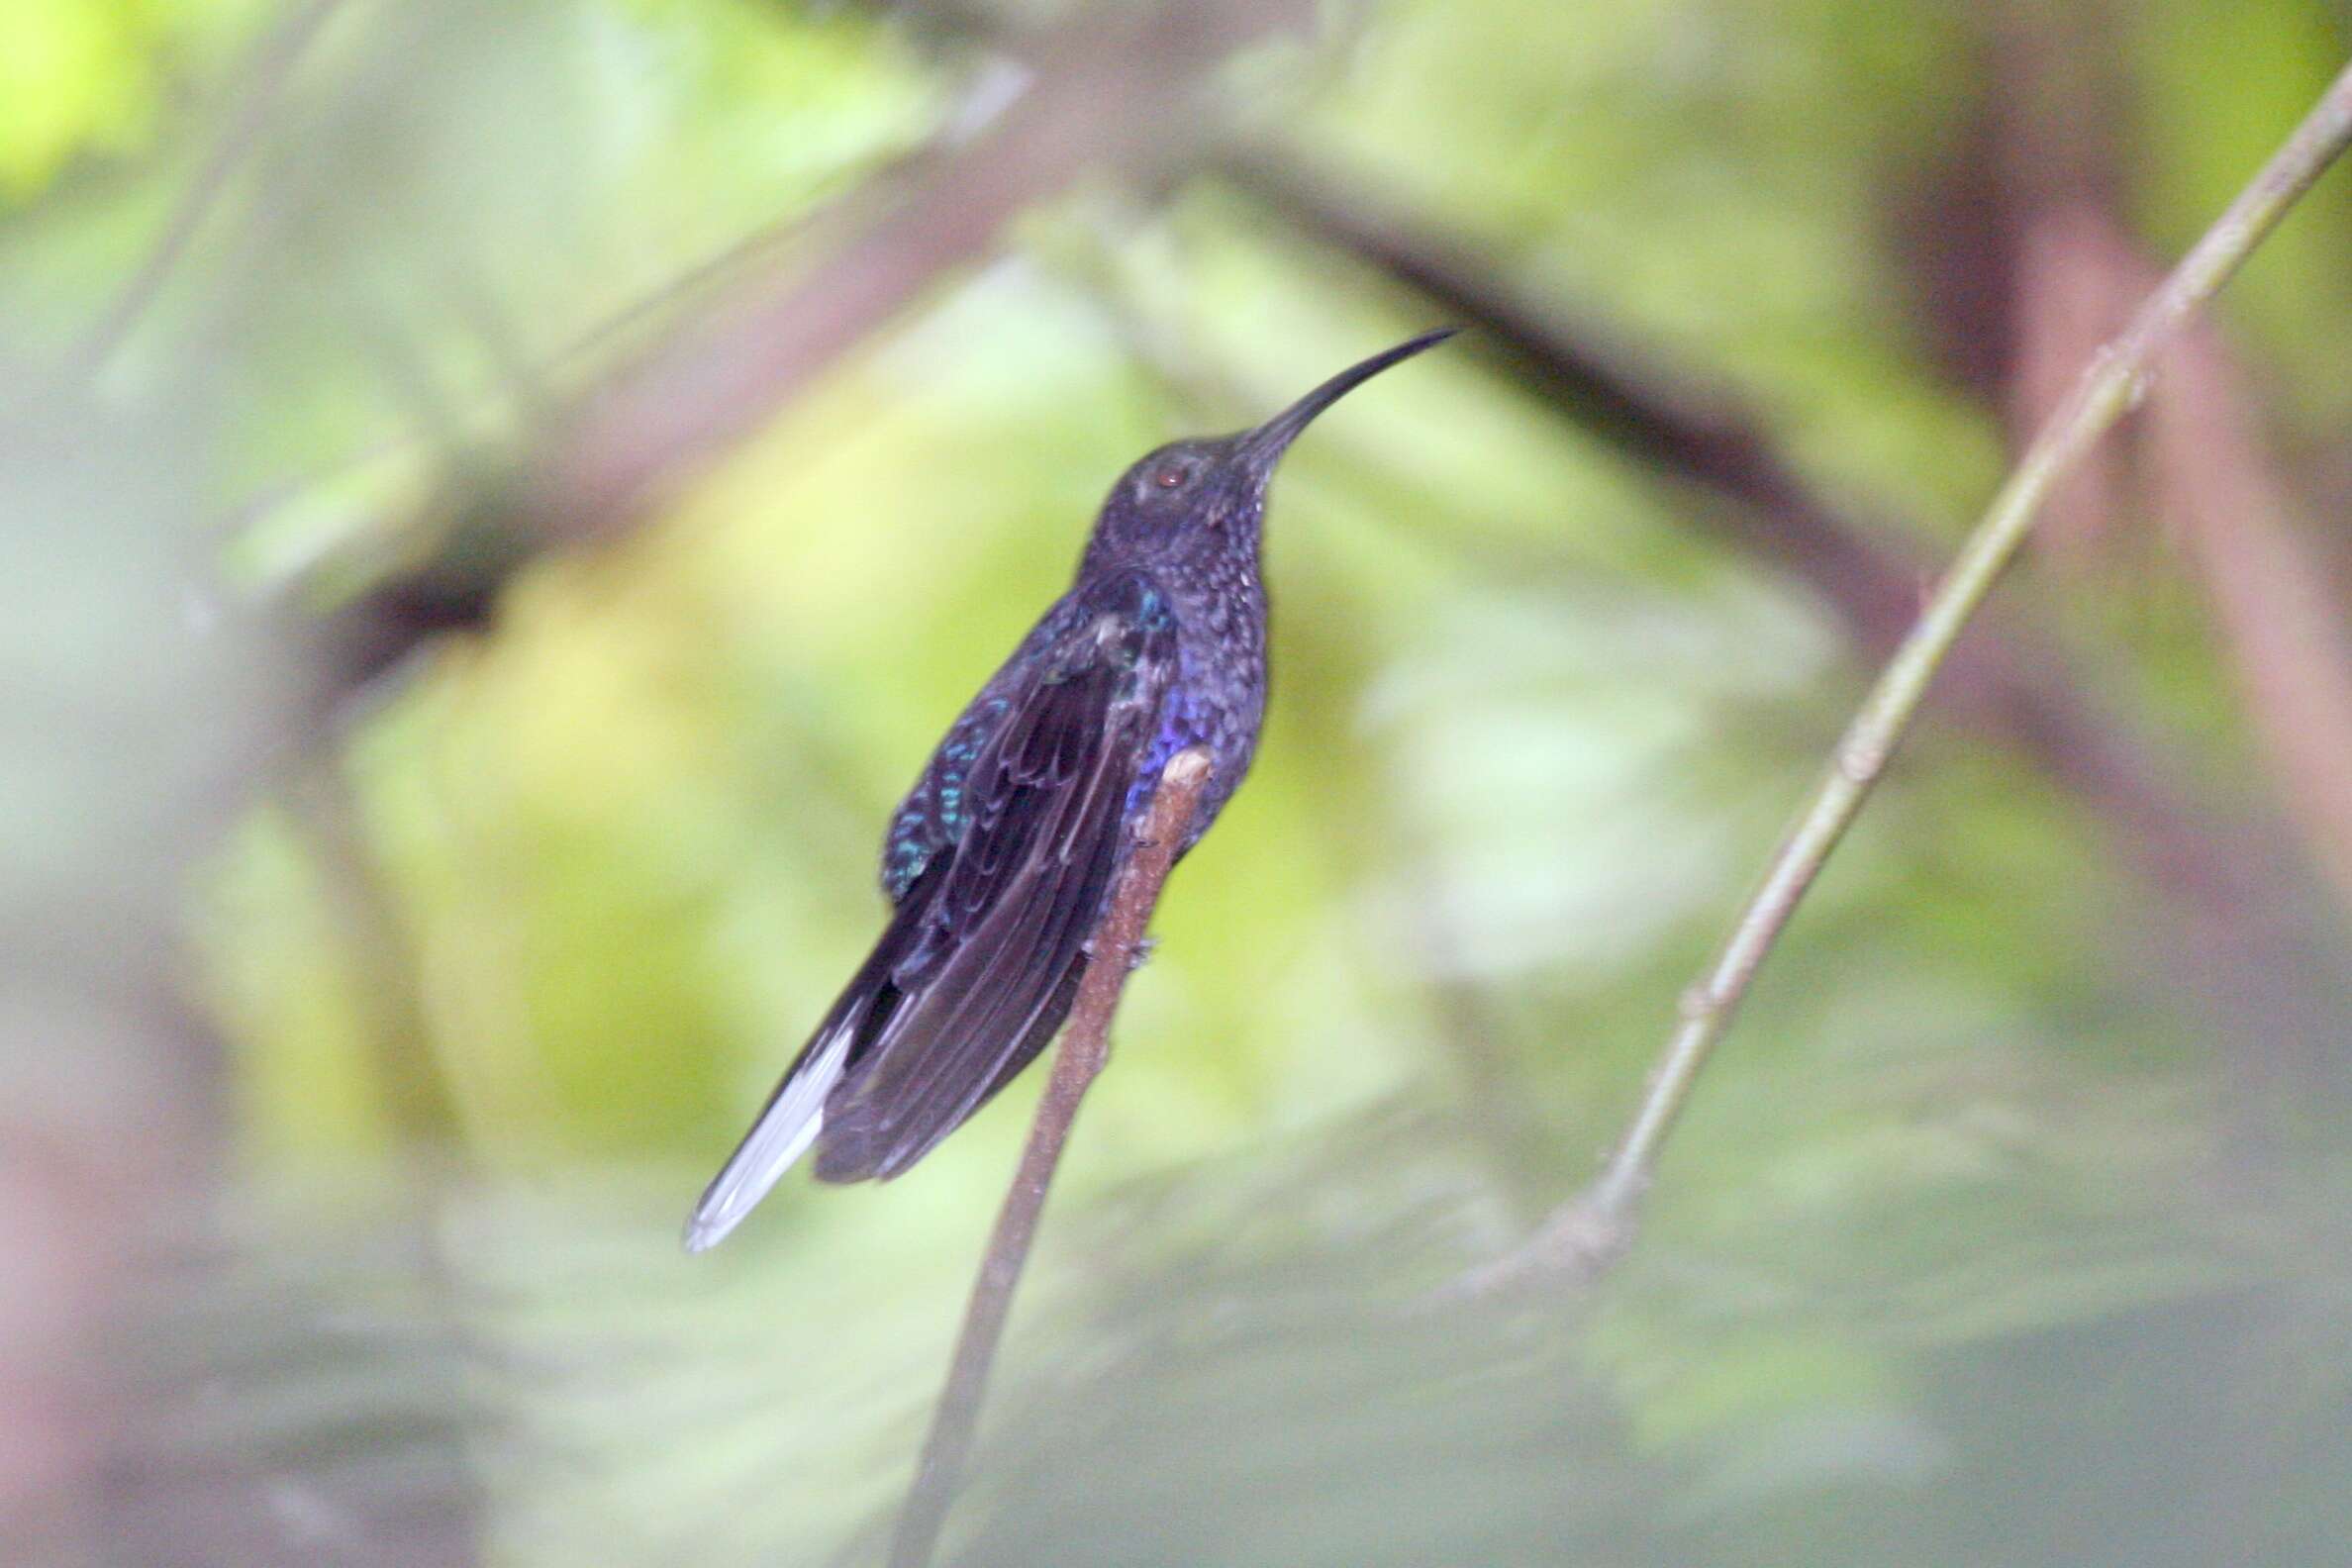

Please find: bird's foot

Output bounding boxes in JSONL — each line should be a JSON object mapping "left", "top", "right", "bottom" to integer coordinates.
{"left": 1086, "top": 934, "right": 1158, "bottom": 970}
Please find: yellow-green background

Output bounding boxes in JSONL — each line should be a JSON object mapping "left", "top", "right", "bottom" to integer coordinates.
{"left": 7, "top": 1, "right": 2352, "bottom": 1563}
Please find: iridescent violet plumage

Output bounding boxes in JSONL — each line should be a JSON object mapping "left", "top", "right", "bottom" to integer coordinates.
{"left": 685, "top": 329, "right": 1454, "bottom": 1251}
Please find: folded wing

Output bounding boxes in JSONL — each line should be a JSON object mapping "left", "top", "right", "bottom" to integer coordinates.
{"left": 684, "top": 572, "right": 1176, "bottom": 1247}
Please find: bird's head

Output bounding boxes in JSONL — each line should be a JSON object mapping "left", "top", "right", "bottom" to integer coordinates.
{"left": 1082, "top": 328, "right": 1455, "bottom": 572}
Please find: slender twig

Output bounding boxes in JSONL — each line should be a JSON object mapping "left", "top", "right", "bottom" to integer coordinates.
{"left": 71, "top": 0, "right": 350, "bottom": 375}
{"left": 886, "top": 748, "right": 1212, "bottom": 1568}
{"left": 1473, "top": 54, "right": 2352, "bottom": 1291}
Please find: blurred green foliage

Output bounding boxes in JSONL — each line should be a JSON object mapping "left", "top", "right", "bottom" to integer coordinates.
{"left": 8, "top": 0, "right": 2352, "bottom": 1563}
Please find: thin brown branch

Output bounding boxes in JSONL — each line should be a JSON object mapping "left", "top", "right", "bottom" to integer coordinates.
{"left": 886, "top": 748, "right": 1213, "bottom": 1568}
{"left": 72, "top": 0, "right": 350, "bottom": 375}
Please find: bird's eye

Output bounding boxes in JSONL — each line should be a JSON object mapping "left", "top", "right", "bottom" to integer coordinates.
{"left": 1153, "top": 466, "right": 1186, "bottom": 490}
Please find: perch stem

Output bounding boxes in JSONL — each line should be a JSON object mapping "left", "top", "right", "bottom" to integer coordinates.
{"left": 886, "top": 747, "right": 1212, "bottom": 1568}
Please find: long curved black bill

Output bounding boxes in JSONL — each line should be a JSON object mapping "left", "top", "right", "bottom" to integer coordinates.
{"left": 1237, "top": 327, "right": 1457, "bottom": 468}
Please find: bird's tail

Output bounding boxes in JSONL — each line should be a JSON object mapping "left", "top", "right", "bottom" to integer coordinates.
{"left": 681, "top": 1001, "right": 857, "bottom": 1252}
{"left": 681, "top": 897, "right": 934, "bottom": 1252}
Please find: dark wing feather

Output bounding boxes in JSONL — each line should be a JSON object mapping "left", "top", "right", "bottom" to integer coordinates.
{"left": 813, "top": 572, "right": 1177, "bottom": 1182}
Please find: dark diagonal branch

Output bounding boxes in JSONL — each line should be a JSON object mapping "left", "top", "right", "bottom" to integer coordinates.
{"left": 1476, "top": 53, "right": 2352, "bottom": 1290}
{"left": 1220, "top": 145, "right": 1926, "bottom": 651}
{"left": 211, "top": 187, "right": 844, "bottom": 560}
{"left": 1222, "top": 146, "right": 2107, "bottom": 732}
{"left": 887, "top": 748, "right": 1211, "bottom": 1568}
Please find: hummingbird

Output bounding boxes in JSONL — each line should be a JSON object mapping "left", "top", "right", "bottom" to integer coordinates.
{"left": 684, "top": 328, "right": 1454, "bottom": 1251}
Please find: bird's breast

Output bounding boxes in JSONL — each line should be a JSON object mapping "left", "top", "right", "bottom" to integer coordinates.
{"left": 1152, "top": 580, "right": 1267, "bottom": 845}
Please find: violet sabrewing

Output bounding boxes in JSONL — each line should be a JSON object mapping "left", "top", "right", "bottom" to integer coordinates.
{"left": 685, "top": 328, "right": 1454, "bottom": 1250}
